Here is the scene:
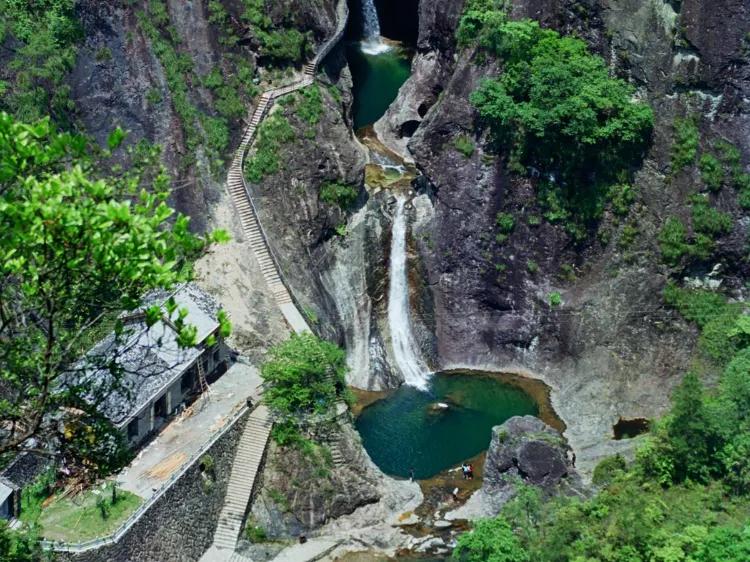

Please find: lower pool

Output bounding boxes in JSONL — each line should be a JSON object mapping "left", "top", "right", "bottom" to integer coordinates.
{"left": 355, "top": 372, "right": 540, "bottom": 480}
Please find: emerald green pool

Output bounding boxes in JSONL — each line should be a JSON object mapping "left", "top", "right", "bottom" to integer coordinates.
{"left": 355, "top": 372, "right": 539, "bottom": 480}
{"left": 346, "top": 42, "right": 412, "bottom": 130}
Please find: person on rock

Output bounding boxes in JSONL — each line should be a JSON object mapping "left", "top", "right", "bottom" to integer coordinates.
{"left": 467, "top": 464, "right": 474, "bottom": 480}
{"left": 461, "top": 462, "right": 469, "bottom": 479}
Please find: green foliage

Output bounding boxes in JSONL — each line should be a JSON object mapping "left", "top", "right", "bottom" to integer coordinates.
{"left": 297, "top": 85, "right": 323, "bottom": 126}
{"left": 548, "top": 292, "right": 562, "bottom": 307}
{"left": 240, "top": 0, "right": 311, "bottom": 66}
{"left": 671, "top": 117, "right": 700, "bottom": 173}
{"left": 659, "top": 216, "right": 689, "bottom": 264}
{"left": 261, "top": 333, "right": 347, "bottom": 441}
{"left": 320, "top": 181, "right": 358, "bottom": 210}
{"left": 244, "top": 113, "right": 295, "bottom": 183}
{"left": 454, "top": 134, "right": 476, "bottom": 158}
{"left": 0, "top": 0, "right": 81, "bottom": 124}
{"left": 244, "top": 518, "right": 267, "bottom": 543}
{"left": 0, "top": 113, "right": 222, "bottom": 459}
{"left": 699, "top": 153, "right": 725, "bottom": 191}
{"left": 453, "top": 517, "right": 529, "bottom": 562}
{"left": 592, "top": 454, "right": 627, "bottom": 486}
{"left": 463, "top": 8, "right": 652, "bottom": 231}
{"left": 0, "top": 520, "right": 44, "bottom": 561}
{"left": 496, "top": 212, "right": 515, "bottom": 233}
{"left": 608, "top": 183, "right": 635, "bottom": 216}
{"left": 526, "top": 260, "right": 538, "bottom": 274}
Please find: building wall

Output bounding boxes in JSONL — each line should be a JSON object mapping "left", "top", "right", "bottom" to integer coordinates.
{"left": 59, "top": 409, "right": 250, "bottom": 562}
{"left": 123, "top": 335, "right": 230, "bottom": 449}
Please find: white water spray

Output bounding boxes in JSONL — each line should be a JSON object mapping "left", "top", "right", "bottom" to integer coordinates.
{"left": 360, "top": 0, "right": 390, "bottom": 55}
{"left": 387, "top": 197, "right": 430, "bottom": 390}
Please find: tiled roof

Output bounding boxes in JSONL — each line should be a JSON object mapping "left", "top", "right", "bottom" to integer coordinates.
{"left": 70, "top": 283, "right": 221, "bottom": 427}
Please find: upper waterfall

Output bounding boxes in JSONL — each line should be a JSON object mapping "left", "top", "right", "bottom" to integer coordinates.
{"left": 387, "top": 197, "right": 430, "bottom": 390}
{"left": 360, "top": 0, "right": 390, "bottom": 55}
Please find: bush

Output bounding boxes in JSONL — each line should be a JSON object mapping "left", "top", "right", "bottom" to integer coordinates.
{"left": 690, "top": 194, "right": 732, "bottom": 236}
{"left": 526, "top": 260, "right": 538, "bottom": 273}
{"left": 699, "top": 153, "right": 725, "bottom": 191}
{"left": 671, "top": 117, "right": 699, "bottom": 173}
{"left": 548, "top": 292, "right": 562, "bottom": 306}
{"left": 297, "top": 85, "right": 323, "bottom": 126}
{"left": 244, "top": 114, "right": 295, "bottom": 183}
{"left": 261, "top": 333, "right": 347, "bottom": 442}
{"left": 320, "top": 181, "right": 358, "bottom": 210}
{"left": 496, "top": 212, "right": 515, "bottom": 233}
{"left": 592, "top": 454, "right": 628, "bottom": 486}
{"left": 659, "top": 217, "right": 689, "bottom": 265}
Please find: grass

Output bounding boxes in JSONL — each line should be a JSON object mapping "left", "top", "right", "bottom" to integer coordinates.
{"left": 37, "top": 486, "right": 142, "bottom": 543}
{"left": 454, "top": 134, "right": 476, "bottom": 158}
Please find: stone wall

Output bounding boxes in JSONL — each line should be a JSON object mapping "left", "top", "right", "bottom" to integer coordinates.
{"left": 58, "top": 410, "right": 250, "bottom": 562}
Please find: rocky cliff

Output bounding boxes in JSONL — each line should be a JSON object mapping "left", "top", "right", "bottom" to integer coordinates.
{"left": 374, "top": 0, "right": 750, "bottom": 475}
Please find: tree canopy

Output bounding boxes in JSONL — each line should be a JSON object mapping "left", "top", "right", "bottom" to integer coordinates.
{"left": 0, "top": 112, "right": 225, "bottom": 468}
{"left": 458, "top": 2, "right": 653, "bottom": 229}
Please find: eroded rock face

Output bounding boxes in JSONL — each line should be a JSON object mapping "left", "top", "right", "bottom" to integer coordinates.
{"left": 448, "top": 416, "right": 582, "bottom": 521}
{"left": 250, "top": 423, "right": 382, "bottom": 537}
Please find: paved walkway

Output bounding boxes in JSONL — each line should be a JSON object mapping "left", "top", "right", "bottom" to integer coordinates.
{"left": 118, "top": 361, "right": 261, "bottom": 500}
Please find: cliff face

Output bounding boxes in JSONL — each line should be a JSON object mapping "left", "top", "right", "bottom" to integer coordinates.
{"left": 69, "top": 0, "right": 340, "bottom": 231}
{"left": 376, "top": 0, "right": 750, "bottom": 474}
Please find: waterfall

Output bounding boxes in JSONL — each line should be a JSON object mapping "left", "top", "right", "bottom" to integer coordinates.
{"left": 361, "top": 0, "right": 381, "bottom": 39}
{"left": 360, "top": 0, "right": 390, "bottom": 55}
{"left": 387, "top": 197, "right": 430, "bottom": 390}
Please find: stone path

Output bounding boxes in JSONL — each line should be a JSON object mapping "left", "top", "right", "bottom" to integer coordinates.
{"left": 201, "top": 405, "right": 272, "bottom": 562}
{"left": 201, "top": 3, "right": 349, "bottom": 561}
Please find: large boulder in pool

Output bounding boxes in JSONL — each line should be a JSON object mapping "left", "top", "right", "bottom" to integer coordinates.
{"left": 447, "top": 416, "right": 584, "bottom": 521}
{"left": 484, "top": 416, "right": 573, "bottom": 490}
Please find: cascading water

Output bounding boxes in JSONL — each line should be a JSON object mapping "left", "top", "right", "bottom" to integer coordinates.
{"left": 387, "top": 197, "right": 430, "bottom": 390}
{"left": 360, "top": 0, "right": 390, "bottom": 55}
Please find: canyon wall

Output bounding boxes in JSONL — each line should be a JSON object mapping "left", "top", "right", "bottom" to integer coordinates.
{"left": 375, "top": 0, "right": 750, "bottom": 473}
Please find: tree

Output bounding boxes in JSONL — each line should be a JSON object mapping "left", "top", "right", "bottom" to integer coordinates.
{"left": 0, "top": 112, "right": 225, "bottom": 463}
{"left": 463, "top": 9, "right": 653, "bottom": 225}
{"left": 261, "top": 332, "right": 347, "bottom": 418}
{"left": 665, "top": 372, "right": 722, "bottom": 483}
{"left": 261, "top": 332, "right": 347, "bottom": 445}
{"left": 453, "top": 517, "right": 529, "bottom": 562}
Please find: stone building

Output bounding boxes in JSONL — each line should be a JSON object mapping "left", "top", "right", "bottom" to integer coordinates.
{"left": 77, "top": 283, "right": 230, "bottom": 449}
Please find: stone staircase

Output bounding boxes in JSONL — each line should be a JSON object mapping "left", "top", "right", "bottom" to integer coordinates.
{"left": 205, "top": 405, "right": 272, "bottom": 558}
{"left": 201, "top": 3, "right": 350, "bottom": 560}
{"left": 224, "top": 0, "right": 348, "bottom": 335}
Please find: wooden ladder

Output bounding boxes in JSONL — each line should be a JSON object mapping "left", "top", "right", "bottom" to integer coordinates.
{"left": 197, "top": 356, "right": 210, "bottom": 398}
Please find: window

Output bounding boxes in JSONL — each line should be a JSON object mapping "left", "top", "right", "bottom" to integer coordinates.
{"left": 127, "top": 418, "right": 139, "bottom": 440}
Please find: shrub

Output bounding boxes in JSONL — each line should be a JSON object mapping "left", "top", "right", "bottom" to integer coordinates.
{"left": 244, "top": 114, "right": 295, "bottom": 183}
{"left": 261, "top": 333, "right": 347, "bottom": 442}
{"left": 609, "top": 183, "right": 635, "bottom": 216}
{"left": 699, "top": 153, "right": 725, "bottom": 191}
{"left": 592, "top": 454, "right": 628, "bottom": 486}
{"left": 526, "top": 260, "right": 539, "bottom": 273}
{"left": 297, "top": 85, "right": 323, "bottom": 126}
{"left": 548, "top": 292, "right": 562, "bottom": 306}
{"left": 690, "top": 195, "right": 732, "bottom": 237}
{"left": 671, "top": 117, "right": 699, "bottom": 173}
{"left": 659, "top": 217, "right": 689, "bottom": 265}
{"left": 320, "top": 181, "right": 358, "bottom": 210}
{"left": 454, "top": 134, "right": 476, "bottom": 158}
{"left": 496, "top": 212, "right": 515, "bottom": 233}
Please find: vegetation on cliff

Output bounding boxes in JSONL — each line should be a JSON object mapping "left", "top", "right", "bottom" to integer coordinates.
{"left": 458, "top": 0, "right": 653, "bottom": 239}
{"left": 261, "top": 332, "right": 349, "bottom": 446}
